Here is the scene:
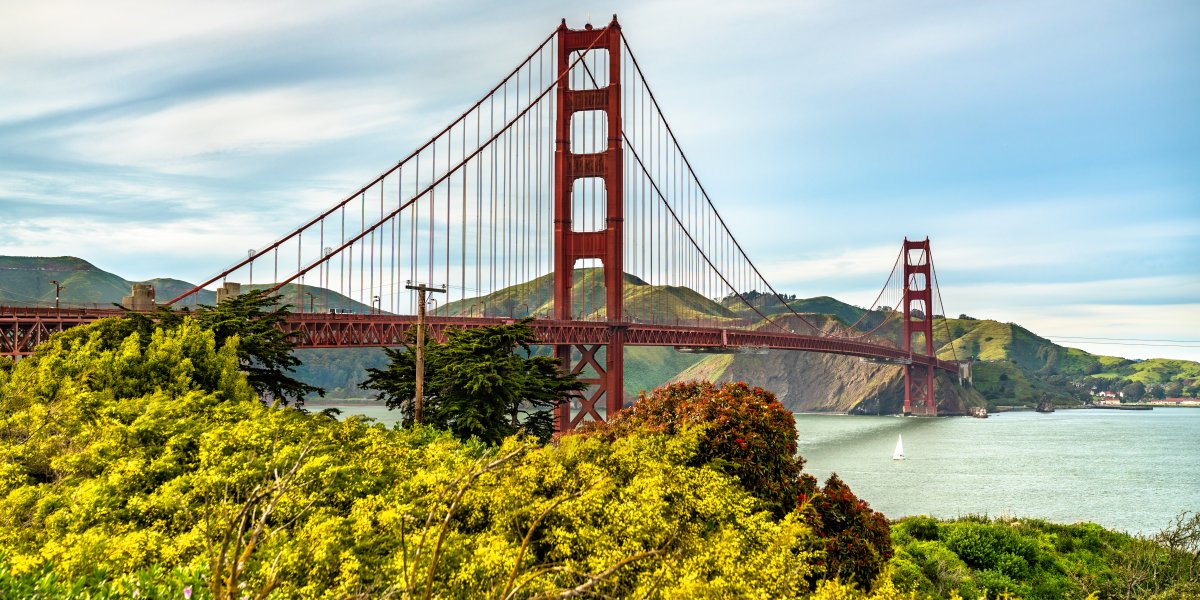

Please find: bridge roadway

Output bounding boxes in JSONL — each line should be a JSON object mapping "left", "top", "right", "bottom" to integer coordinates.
{"left": 0, "top": 307, "right": 958, "bottom": 373}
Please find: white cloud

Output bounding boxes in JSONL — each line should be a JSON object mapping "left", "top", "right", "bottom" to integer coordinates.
{"left": 0, "top": 1, "right": 355, "bottom": 61}
{"left": 0, "top": 1, "right": 359, "bottom": 124}
{"left": 53, "top": 85, "right": 417, "bottom": 174}
{"left": 761, "top": 244, "right": 901, "bottom": 287}
{"left": 943, "top": 276, "right": 1200, "bottom": 310}
{"left": 0, "top": 216, "right": 278, "bottom": 282}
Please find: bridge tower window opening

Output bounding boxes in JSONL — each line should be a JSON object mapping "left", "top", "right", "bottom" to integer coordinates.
{"left": 907, "top": 247, "right": 928, "bottom": 266}
{"left": 568, "top": 49, "right": 609, "bottom": 90}
{"left": 571, "top": 177, "right": 606, "bottom": 232}
{"left": 570, "top": 258, "right": 608, "bottom": 321}
{"left": 570, "top": 110, "right": 608, "bottom": 154}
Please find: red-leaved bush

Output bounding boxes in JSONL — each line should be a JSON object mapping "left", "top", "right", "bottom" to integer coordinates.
{"left": 801, "top": 473, "right": 894, "bottom": 586}
{"left": 586, "top": 380, "right": 804, "bottom": 514}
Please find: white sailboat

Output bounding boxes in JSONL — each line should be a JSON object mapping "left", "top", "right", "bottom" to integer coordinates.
{"left": 893, "top": 434, "right": 905, "bottom": 460}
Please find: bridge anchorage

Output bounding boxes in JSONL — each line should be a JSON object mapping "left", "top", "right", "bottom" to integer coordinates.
{"left": 1, "top": 17, "right": 964, "bottom": 426}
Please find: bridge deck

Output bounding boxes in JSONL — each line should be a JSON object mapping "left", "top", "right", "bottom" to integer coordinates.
{"left": 0, "top": 308, "right": 957, "bottom": 373}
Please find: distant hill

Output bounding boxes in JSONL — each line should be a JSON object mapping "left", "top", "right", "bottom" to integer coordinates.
{"left": 439, "top": 268, "right": 738, "bottom": 324}
{"left": 669, "top": 295, "right": 1200, "bottom": 411}
{"left": 0, "top": 256, "right": 374, "bottom": 313}
{"left": 0, "top": 256, "right": 221, "bottom": 308}
{"left": 933, "top": 317, "right": 1200, "bottom": 404}
{"left": 723, "top": 293, "right": 873, "bottom": 326}
{"left": 3, "top": 255, "right": 1197, "bottom": 411}
{"left": 0, "top": 256, "right": 149, "bottom": 307}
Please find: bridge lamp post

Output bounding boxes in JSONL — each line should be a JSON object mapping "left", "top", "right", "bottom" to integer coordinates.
{"left": 405, "top": 281, "right": 446, "bottom": 424}
{"left": 372, "top": 295, "right": 381, "bottom": 315}
{"left": 305, "top": 292, "right": 317, "bottom": 313}
{"left": 49, "top": 280, "right": 64, "bottom": 309}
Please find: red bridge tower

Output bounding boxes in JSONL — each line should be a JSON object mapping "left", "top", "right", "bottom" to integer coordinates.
{"left": 553, "top": 18, "right": 626, "bottom": 430}
{"left": 903, "top": 237, "right": 937, "bottom": 416}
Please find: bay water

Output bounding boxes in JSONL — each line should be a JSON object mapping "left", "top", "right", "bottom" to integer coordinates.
{"left": 323, "top": 402, "right": 1199, "bottom": 535}
{"left": 796, "top": 408, "right": 1200, "bottom": 535}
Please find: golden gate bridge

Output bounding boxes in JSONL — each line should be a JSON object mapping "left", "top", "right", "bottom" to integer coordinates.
{"left": 1, "top": 17, "right": 962, "bottom": 427}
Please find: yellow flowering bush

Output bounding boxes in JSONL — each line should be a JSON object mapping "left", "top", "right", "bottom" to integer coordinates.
{"left": 0, "top": 317, "right": 826, "bottom": 598}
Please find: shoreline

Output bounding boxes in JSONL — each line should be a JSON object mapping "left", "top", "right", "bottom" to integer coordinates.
{"left": 306, "top": 398, "right": 384, "bottom": 406}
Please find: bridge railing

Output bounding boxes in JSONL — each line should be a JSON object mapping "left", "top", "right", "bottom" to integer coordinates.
{"left": 0, "top": 304, "right": 128, "bottom": 315}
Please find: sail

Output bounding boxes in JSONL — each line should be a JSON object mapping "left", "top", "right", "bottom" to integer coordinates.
{"left": 893, "top": 434, "right": 905, "bottom": 460}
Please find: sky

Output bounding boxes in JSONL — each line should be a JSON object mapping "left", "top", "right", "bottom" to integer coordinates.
{"left": 1, "top": 0, "right": 1198, "bottom": 361}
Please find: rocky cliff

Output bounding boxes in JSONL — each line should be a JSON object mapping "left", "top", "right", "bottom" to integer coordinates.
{"left": 671, "top": 349, "right": 984, "bottom": 414}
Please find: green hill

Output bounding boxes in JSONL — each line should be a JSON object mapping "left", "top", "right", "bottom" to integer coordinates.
{"left": 439, "top": 268, "right": 737, "bottom": 323}
{"left": 927, "top": 317, "right": 1200, "bottom": 405}
{"left": 1098, "top": 358, "right": 1200, "bottom": 385}
{"left": 688, "top": 294, "right": 1200, "bottom": 410}
{"left": 0, "top": 256, "right": 374, "bottom": 313}
{"left": 0, "top": 256, "right": 222, "bottom": 308}
{"left": 140, "top": 278, "right": 217, "bottom": 306}
{"left": 0, "top": 256, "right": 134, "bottom": 306}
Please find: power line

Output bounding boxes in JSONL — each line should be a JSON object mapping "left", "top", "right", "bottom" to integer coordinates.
{"left": 1050, "top": 340, "right": 1200, "bottom": 348}
{"left": 1047, "top": 335, "right": 1200, "bottom": 344}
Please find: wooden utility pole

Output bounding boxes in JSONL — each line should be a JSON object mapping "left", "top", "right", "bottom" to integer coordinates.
{"left": 406, "top": 281, "right": 446, "bottom": 423}
{"left": 49, "top": 280, "right": 64, "bottom": 309}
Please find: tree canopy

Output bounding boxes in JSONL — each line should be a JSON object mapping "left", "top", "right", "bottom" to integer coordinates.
{"left": 191, "top": 290, "right": 322, "bottom": 404}
{"left": 360, "top": 320, "right": 584, "bottom": 444}
{"left": 107, "top": 289, "right": 322, "bottom": 405}
{"left": 1121, "top": 380, "right": 1147, "bottom": 402}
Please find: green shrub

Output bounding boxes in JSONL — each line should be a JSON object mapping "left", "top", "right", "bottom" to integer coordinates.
{"left": 890, "top": 516, "right": 1199, "bottom": 600}
{"left": 974, "top": 568, "right": 1027, "bottom": 599}
{"left": 900, "top": 515, "right": 941, "bottom": 541}
{"left": 887, "top": 551, "right": 932, "bottom": 595}
{"left": 943, "top": 522, "right": 1037, "bottom": 575}
{"left": 903, "top": 540, "right": 973, "bottom": 597}
{"left": 1149, "top": 582, "right": 1200, "bottom": 600}
{"left": 0, "top": 560, "right": 206, "bottom": 599}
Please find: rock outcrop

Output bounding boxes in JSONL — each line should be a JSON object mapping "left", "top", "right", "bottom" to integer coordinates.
{"left": 672, "top": 349, "right": 986, "bottom": 415}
